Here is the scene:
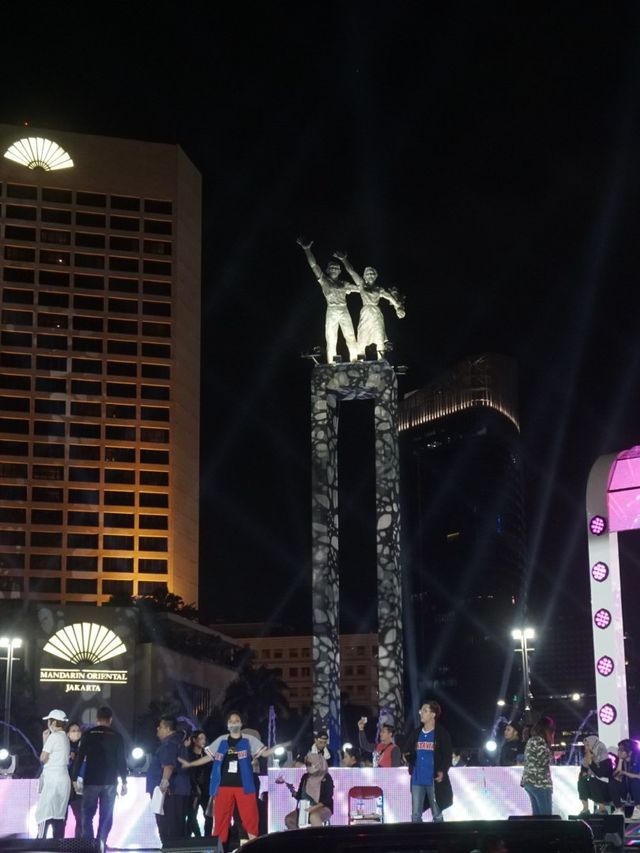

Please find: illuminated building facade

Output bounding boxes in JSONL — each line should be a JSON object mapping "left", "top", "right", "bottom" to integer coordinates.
{"left": 400, "top": 354, "right": 526, "bottom": 745}
{"left": 0, "top": 124, "right": 201, "bottom": 606}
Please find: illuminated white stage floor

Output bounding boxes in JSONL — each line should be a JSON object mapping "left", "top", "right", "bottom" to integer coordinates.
{"left": 0, "top": 767, "right": 583, "bottom": 848}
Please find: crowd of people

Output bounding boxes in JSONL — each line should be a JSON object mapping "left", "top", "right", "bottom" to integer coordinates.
{"left": 32, "top": 700, "right": 640, "bottom": 850}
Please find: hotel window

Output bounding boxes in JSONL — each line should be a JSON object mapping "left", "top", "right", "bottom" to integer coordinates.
{"left": 107, "top": 340, "right": 137, "bottom": 355}
{"left": 143, "top": 260, "right": 171, "bottom": 276}
{"left": 110, "top": 257, "right": 138, "bottom": 273}
{"left": 6, "top": 205, "right": 37, "bottom": 220}
{"left": 33, "top": 443, "right": 64, "bottom": 458}
{"left": 39, "top": 291, "right": 69, "bottom": 307}
{"left": 31, "top": 554, "right": 62, "bottom": 571}
{"left": 2, "top": 354, "right": 31, "bottom": 368}
{"left": 38, "top": 312, "right": 68, "bottom": 329}
{"left": 7, "top": 184, "right": 38, "bottom": 199}
{"left": 76, "top": 191, "right": 106, "bottom": 207}
{"left": 35, "top": 399, "right": 65, "bottom": 415}
{"left": 103, "top": 513, "right": 134, "bottom": 528}
{"left": 40, "top": 249, "right": 70, "bottom": 266}
{"left": 142, "top": 342, "right": 170, "bottom": 358}
{"left": 104, "top": 491, "right": 135, "bottom": 506}
{"left": 2, "top": 309, "right": 32, "bottom": 326}
{"left": 142, "top": 364, "right": 170, "bottom": 379}
{"left": 0, "top": 484, "right": 27, "bottom": 500}
{"left": 71, "top": 358, "right": 101, "bottom": 375}
{"left": 68, "top": 489, "right": 99, "bottom": 505}
{"left": 42, "top": 187, "right": 72, "bottom": 204}
{"left": 0, "top": 507, "right": 26, "bottom": 523}
{"left": 33, "top": 465, "right": 64, "bottom": 481}
{"left": 74, "top": 274, "right": 104, "bottom": 290}
{"left": 106, "top": 383, "right": 136, "bottom": 398}
{"left": 68, "top": 467, "right": 100, "bottom": 482}
{"left": 141, "top": 407, "right": 169, "bottom": 422}
{"left": 2, "top": 331, "right": 32, "bottom": 347}
{"left": 103, "top": 557, "right": 133, "bottom": 572}
{"left": 0, "top": 554, "right": 25, "bottom": 569}
{"left": 70, "top": 423, "right": 101, "bottom": 439}
{"left": 76, "top": 211, "right": 106, "bottom": 228}
{"left": 30, "top": 578, "right": 61, "bottom": 593}
{"left": 3, "top": 288, "right": 33, "bottom": 304}
{"left": 76, "top": 233, "right": 105, "bottom": 249}
{"left": 67, "top": 556, "right": 98, "bottom": 571}
{"left": 108, "top": 298, "right": 137, "bottom": 315}
{"left": 139, "top": 514, "right": 168, "bottom": 530}
{"left": 142, "top": 322, "right": 170, "bottom": 338}
{"left": 74, "top": 295, "right": 104, "bottom": 311}
{"left": 139, "top": 493, "right": 168, "bottom": 508}
{"left": 0, "top": 418, "right": 29, "bottom": 434}
{"left": 4, "top": 225, "right": 36, "bottom": 240}
{"left": 39, "top": 270, "right": 70, "bottom": 287}
{"left": 5, "top": 246, "right": 36, "bottom": 262}
{"left": 273, "top": 650, "right": 283, "bottom": 659}
{"left": 106, "top": 404, "right": 136, "bottom": 419}
{"left": 67, "top": 579, "right": 98, "bottom": 593}
{"left": 37, "top": 334, "right": 67, "bottom": 350}
{"left": 34, "top": 422, "right": 65, "bottom": 437}
{"left": 73, "top": 316, "right": 103, "bottom": 332}
{"left": 144, "top": 199, "right": 172, "bottom": 214}
{"left": 31, "top": 532, "right": 62, "bottom": 547}
{"left": 37, "top": 355, "right": 66, "bottom": 371}
{"left": 70, "top": 379, "right": 102, "bottom": 395}
{"left": 67, "top": 533, "right": 98, "bottom": 548}
{"left": 140, "top": 428, "right": 169, "bottom": 443}
{"left": 41, "top": 229, "right": 72, "bottom": 245}
{"left": 69, "top": 446, "right": 101, "bottom": 460}
{"left": 144, "top": 219, "right": 172, "bottom": 235}
{"left": 68, "top": 511, "right": 99, "bottom": 526}
{"left": 102, "top": 580, "right": 134, "bottom": 595}
{"left": 139, "top": 536, "right": 168, "bottom": 552}
{"left": 42, "top": 208, "right": 71, "bottom": 224}
{"left": 143, "top": 281, "right": 171, "bottom": 297}
{"left": 0, "top": 397, "right": 29, "bottom": 413}
{"left": 31, "top": 487, "right": 63, "bottom": 502}
{"left": 111, "top": 195, "right": 140, "bottom": 211}
{"left": 104, "top": 535, "right": 134, "bottom": 550}
{"left": 0, "top": 376, "right": 30, "bottom": 391}
{"left": 107, "top": 361, "right": 136, "bottom": 377}
{"left": 108, "top": 277, "right": 138, "bottom": 294}
{"left": 4, "top": 268, "right": 35, "bottom": 283}
{"left": 0, "top": 440, "right": 28, "bottom": 456}
{"left": 0, "top": 530, "right": 25, "bottom": 547}
{"left": 36, "top": 377, "right": 66, "bottom": 393}
{"left": 110, "top": 216, "right": 139, "bottom": 232}
{"left": 110, "top": 236, "right": 139, "bottom": 252}
{"left": 105, "top": 468, "right": 135, "bottom": 484}
{"left": 75, "top": 254, "right": 105, "bottom": 269}
{"left": 70, "top": 401, "right": 101, "bottom": 417}
{"left": 143, "top": 240, "right": 172, "bottom": 256}
{"left": 142, "top": 301, "right": 171, "bottom": 317}
{"left": 32, "top": 508, "right": 63, "bottom": 525}
{"left": 105, "top": 447, "right": 135, "bottom": 462}
{"left": 140, "top": 471, "right": 168, "bottom": 486}
{"left": 140, "top": 449, "right": 168, "bottom": 464}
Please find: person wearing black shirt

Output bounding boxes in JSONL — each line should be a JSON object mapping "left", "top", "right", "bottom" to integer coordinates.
{"left": 499, "top": 722, "right": 524, "bottom": 767}
{"left": 70, "top": 706, "right": 127, "bottom": 846}
{"left": 146, "top": 716, "right": 192, "bottom": 844}
{"left": 186, "top": 729, "right": 212, "bottom": 837}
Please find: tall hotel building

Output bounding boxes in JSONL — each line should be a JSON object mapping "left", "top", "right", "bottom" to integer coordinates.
{"left": 0, "top": 126, "right": 201, "bottom": 606}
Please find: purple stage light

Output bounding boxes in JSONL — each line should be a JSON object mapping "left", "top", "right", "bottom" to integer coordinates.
{"left": 590, "top": 515, "right": 607, "bottom": 535}
{"left": 591, "top": 562, "right": 609, "bottom": 582}
{"left": 597, "top": 655, "right": 614, "bottom": 676}
{"left": 594, "top": 608, "right": 612, "bottom": 629}
{"left": 599, "top": 704, "right": 617, "bottom": 725}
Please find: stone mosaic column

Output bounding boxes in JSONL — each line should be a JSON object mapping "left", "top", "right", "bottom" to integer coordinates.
{"left": 311, "top": 361, "right": 404, "bottom": 744}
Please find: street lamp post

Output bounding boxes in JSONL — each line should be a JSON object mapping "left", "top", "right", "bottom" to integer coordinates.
{"left": 512, "top": 628, "right": 535, "bottom": 711}
{"left": 0, "top": 637, "right": 22, "bottom": 749}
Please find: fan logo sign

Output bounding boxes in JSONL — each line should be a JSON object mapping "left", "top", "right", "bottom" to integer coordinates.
{"left": 40, "top": 622, "right": 128, "bottom": 693}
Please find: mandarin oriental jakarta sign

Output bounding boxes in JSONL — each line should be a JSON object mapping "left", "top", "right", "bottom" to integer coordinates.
{"left": 39, "top": 622, "right": 128, "bottom": 693}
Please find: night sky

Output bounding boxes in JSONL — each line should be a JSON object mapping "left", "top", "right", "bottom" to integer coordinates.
{"left": 5, "top": 3, "right": 640, "bottom": 635}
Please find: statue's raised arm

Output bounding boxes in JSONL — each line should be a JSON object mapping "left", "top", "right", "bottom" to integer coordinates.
{"left": 297, "top": 239, "right": 358, "bottom": 364}
{"left": 333, "top": 250, "right": 363, "bottom": 292}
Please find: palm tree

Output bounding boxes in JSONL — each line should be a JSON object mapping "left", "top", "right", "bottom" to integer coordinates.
{"left": 222, "top": 665, "right": 290, "bottom": 731}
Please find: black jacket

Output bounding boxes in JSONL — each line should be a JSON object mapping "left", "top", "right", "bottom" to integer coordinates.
{"left": 71, "top": 724, "right": 127, "bottom": 786}
{"left": 403, "top": 723, "right": 453, "bottom": 811}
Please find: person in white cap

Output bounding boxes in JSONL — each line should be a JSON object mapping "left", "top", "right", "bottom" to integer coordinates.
{"left": 35, "top": 709, "right": 71, "bottom": 839}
